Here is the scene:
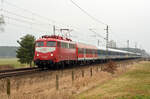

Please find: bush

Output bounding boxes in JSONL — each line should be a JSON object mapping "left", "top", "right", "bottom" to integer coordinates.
{"left": 102, "top": 60, "right": 117, "bottom": 74}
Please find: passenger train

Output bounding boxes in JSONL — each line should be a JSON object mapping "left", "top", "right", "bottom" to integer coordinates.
{"left": 34, "top": 35, "right": 141, "bottom": 68}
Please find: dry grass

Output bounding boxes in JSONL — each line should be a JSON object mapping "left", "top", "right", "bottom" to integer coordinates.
{"left": 76, "top": 61, "right": 150, "bottom": 99}
{"left": 0, "top": 60, "right": 140, "bottom": 99}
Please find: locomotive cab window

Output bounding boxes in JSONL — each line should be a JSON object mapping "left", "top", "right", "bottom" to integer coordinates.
{"left": 47, "top": 41, "right": 56, "bottom": 47}
{"left": 36, "top": 41, "right": 44, "bottom": 47}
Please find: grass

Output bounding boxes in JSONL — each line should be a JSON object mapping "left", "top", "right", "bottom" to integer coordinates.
{"left": 0, "top": 58, "right": 27, "bottom": 68}
{"left": 76, "top": 62, "right": 150, "bottom": 99}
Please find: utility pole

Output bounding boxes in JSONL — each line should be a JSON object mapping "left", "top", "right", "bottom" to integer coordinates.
{"left": 135, "top": 42, "right": 137, "bottom": 54}
{"left": 105, "top": 25, "right": 109, "bottom": 57}
{"left": 127, "top": 40, "right": 129, "bottom": 57}
{"left": 89, "top": 28, "right": 106, "bottom": 47}
{"left": 98, "top": 40, "right": 100, "bottom": 46}
{"left": 127, "top": 40, "right": 129, "bottom": 51}
{"left": 53, "top": 25, "right": 56, "bottom": 35}
{"left": 135, "top": 42, "right": 137, "bottom": 48}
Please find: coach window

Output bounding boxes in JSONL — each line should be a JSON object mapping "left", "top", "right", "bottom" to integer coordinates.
{"left": 61, "top": 42, "right": 64, "bottom": 48}
{"left": 101, "top": 50, "right": 103, "bottom": 55}
{"left": 69, "top": 44, "right": 75, "bottom": 49}
{"left": 60, "top": 42, "right": 66, "bottom": 48}
{"left": 86, "top": 49, "right": 88, "bottom": 54}
{"left": 89, "top": 49, "right": 91, "bottom": 54}
{"left": 66, "top": 43, "right": 69, "bottom": 48}
{"left": 36, "top": 41, "right": 44, "bottom": 47}
{"left": 47, "top": 41, "right": 56, "bottom": 47}
{"left": 89, "top": 49, "right": 92, "bottom": 54}
{"left": 64, "top": 43, "right": 67, "bottom": 48}
{"left": 72, "top": 44, "right": 75, "bottom": 49}
{"left": 92, "top": 49, "right": 94, "bottom": 54}
{"left": 83, "top": 49, "right": 85, "bottom": 54}
{"left": 94, "top": 50, "right": 96, "bottom": 54}
{"left": 69, "top": 44, "right": 71, "bottom": 48}
{"left": 67, "top": 43, "right": 69, "bottom": 48}
{"left": 110, "top": 51, "right": 112, "bottom": 55}
{"left": 97, "top": 50, "right": 100, "bottom": 55}
{"left": 78, "top": 48, "right": 83, "bottom": 53}
{"left": 85, "top": 49, "right": 87, "bottom": 54}
{"left": 73, "top": 44, "right": 75, "bottom": 49}
{"left": 73, "top": 44, "right": 76, "bottom": 48}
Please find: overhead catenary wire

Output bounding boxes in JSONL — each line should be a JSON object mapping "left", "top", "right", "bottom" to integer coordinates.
{"left": 2, "top": 9, "right": 57, "bottom": 27}
{"left": 3, "top": 0, "right": 89, "bottom": 36}
{"left": 4, "top": 1, "right": 54, "bottom": 22}
{"left": 2, "top": 9, "right": 34, "bottom": 21}
{"left": 70, "top": 0, "right": 108, "bottom": 26}
{"left": 4, "top": 15, "right": 53, "bottom": 27}
{"left": 89, "top": 29, "right": 106, "bottom": 40}
{"left": 70, "top": 0, "right": 111, "bottom": 49}
{"left": 2, "top": 0, "right": 111, "bottom": 43}
{"left": 3, "top": 0, "right": 71, "bottom": 28}
{"left": 5, "top": 21, "right": 51, "bottom": 33}
{"left": 109, "top": 29, "right": 133, "bottom": 48}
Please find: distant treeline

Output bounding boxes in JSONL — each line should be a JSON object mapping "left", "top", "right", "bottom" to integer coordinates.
{"left": 0, "top": 46, "right": 18, "bottom": 58}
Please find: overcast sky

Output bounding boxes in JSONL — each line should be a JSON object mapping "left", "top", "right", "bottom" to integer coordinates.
{"left": 0, "top": 0, "right": 150, "bottom": 52}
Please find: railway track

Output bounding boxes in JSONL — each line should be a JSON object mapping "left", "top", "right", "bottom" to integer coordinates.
{"left": 0, "top": 59, "right": 140, "bottom": 79}
{"left": 0, "top": 67, "right": 42, "bottom": 79}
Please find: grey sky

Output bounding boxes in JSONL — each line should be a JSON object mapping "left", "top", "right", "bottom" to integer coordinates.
{"left": 0, "top": 0, "right": 150, "bottom": 52}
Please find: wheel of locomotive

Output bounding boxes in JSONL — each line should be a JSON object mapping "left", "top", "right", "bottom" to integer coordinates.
{"left": 52, "top": 63, "right": 58, "bottom": 70}
{"left": 46, "top": 64, "right": 51, "bottom": 69}
{"left": 37, "top": 64, "right": 43, "bottom": 68}
{"left": 60, "top": 61, "right": 65, "bottom": 69}
{"left": 65, "top": 61, "right": 70, "bottom": 68}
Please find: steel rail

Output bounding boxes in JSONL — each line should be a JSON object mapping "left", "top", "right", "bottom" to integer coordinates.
{"left": 0, "top": 67, "right": 42, "bottom": 79}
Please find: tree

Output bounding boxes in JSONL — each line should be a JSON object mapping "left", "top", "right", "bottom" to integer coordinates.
{"left": 16, "top": 34, "right": 36, "bottom": 67}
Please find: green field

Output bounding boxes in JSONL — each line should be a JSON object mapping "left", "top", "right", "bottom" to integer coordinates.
{"left": 0, "top": 58, "right": 27, "bottom": 68}
{"left": 76, "top": 62, "right": 150, "bottom": 99}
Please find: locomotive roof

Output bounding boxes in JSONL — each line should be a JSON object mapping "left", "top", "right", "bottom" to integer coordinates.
{"left": 36, "top": 35, "right": 76, "bottom": 44}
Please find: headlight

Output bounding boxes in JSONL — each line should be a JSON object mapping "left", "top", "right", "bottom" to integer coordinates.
{"left": 51, "top": 53, "right": 53, "bottom": 56}
{"left": 37, "top": 54, "right": 39, "bottom": 56}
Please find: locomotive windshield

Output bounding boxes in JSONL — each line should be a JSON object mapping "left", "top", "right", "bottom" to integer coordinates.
{"left": 36, "top": 41, "right": 44, "bottom": 47}
{"left": 47, "top": 41, "right": 56, "bottom": 47}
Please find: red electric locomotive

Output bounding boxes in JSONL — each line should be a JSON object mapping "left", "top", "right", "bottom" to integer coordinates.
{"left": 34, "top": 35, "right": 77, "bottom": 68}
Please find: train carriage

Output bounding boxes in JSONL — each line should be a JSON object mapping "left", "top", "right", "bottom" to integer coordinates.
{"left": 76, "top": 43, "right": 98, "bottom": 62}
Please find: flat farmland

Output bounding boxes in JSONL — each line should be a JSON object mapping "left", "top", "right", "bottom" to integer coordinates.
{"left": 0, "top": 58, "right": 27, "bottom": 69}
